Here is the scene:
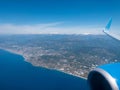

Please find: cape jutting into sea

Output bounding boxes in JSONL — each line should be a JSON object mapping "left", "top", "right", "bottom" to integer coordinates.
{"left": 0, "top": 49, "right": 89, "bottom": 90}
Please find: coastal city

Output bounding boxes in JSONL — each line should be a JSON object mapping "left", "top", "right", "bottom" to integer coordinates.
{"left": 0, "top": 34, "right": 120, "bottom": 78}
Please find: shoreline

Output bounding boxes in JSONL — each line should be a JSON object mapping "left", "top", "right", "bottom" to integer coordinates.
{"left": 0, "top": 48, "right": 87, "bottom": 80}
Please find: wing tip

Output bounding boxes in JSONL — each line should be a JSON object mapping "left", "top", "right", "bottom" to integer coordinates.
{"left": 105, "top": 18, "right": 112, "bottom": 31}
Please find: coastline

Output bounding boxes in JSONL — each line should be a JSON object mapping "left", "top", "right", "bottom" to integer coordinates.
{"left": 0, "top": 48, "right": 87, "bottom": 80}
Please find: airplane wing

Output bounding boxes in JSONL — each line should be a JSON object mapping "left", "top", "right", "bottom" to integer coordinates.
{"left": 103, "top": 18, "right": 120, "bottom": 40}
{"left": 87, "top": 19, "right": 120, "bottom": 90}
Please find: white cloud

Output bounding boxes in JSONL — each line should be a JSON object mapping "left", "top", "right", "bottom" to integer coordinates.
{"left": 0, "top": 22, "right": 103, "bottom": 34}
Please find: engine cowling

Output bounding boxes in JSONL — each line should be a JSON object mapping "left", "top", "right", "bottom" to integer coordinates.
{"left": 88, "top": 63, "right": 120, "bottom": 90}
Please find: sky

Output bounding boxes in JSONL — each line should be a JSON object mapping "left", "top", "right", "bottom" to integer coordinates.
{"left": 0, "top": 0, "right": 120, "bottom": 34}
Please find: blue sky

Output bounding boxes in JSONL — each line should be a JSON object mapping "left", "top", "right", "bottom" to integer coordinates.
{"left": 0, "top": 0, "right": 120, "bottom": 34}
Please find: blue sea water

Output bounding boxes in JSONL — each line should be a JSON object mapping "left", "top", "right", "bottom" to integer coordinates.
{"left": 0, "top": 49, "right": 89, "bottom": 90}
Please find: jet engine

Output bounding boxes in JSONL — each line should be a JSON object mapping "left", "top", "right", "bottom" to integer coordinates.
{"left": 88, "top": 63, "right": 120, "bottom": 90}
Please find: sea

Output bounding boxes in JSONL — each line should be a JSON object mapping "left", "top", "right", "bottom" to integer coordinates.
{"left": 0, "top": 49, "right": 89, "bottom": 90}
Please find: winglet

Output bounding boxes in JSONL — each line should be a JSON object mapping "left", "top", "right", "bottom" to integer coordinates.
{"left": 103, "top": 18, "right": 120, "bottom": 41}
{"left": 105, "top": 18, "right": 112, "bottom": 31}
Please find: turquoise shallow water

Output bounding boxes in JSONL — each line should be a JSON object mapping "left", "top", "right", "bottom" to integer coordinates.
{"left": 0, "top": 49, "right": 89, "bottom": 90}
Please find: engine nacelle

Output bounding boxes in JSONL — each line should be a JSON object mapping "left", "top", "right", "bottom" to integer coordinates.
{"left": 88, "top": 63, "right": 120, "bottom": 90}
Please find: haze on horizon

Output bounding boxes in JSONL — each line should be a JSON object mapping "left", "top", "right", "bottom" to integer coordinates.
{"left": 0, "top": 0, "right": 120, "bottom": 34}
